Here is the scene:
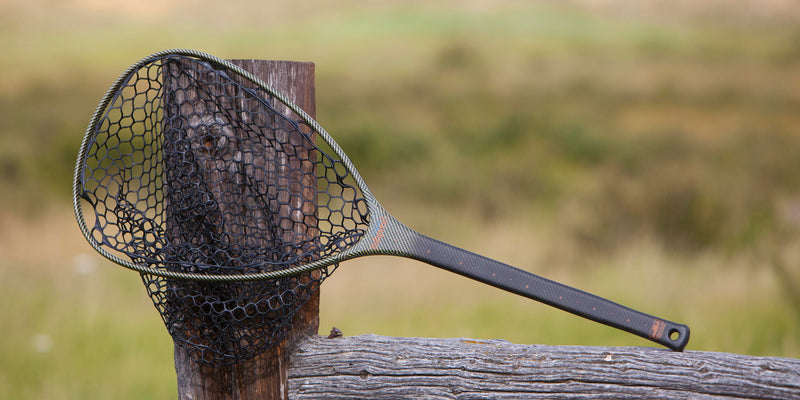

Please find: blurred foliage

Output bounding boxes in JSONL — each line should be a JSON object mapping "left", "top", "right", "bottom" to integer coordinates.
{"left": 2, "top": 0, "right": 800, "bottom": 255}
{"left": 2, "top": 1, "right": 800, "bottom": 397}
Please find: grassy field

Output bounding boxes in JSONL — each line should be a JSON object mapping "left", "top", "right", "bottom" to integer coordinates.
{"left": 2, "top": 0, "right": 800, "bottom": 398}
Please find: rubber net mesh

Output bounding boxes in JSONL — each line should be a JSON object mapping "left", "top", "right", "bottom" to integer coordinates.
{"left": 79, "top": 55, "right": 369, "bottom": 366}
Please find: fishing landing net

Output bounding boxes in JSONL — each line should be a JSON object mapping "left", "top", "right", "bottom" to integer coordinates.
{"left": 77, "top": 55, "right": 368, "bottom": 366}
{"left": 77, "top": 50, "right": 690, "bottom": 360}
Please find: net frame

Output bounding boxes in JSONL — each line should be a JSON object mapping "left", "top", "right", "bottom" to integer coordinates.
{"left": 74, "top": 50, "right": 376, "bottom": 365}
{"left": 73, "top": 49, "right": 380, "bottom": 283}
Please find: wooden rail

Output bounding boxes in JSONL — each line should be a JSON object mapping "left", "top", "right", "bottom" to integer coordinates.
{"left": 288, "top": 334, "right": 800, "bottom": 399}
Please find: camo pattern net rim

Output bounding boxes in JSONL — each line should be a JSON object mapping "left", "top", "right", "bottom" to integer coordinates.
{"left": 79, "top": 55, "right": 369, "bottom": 365}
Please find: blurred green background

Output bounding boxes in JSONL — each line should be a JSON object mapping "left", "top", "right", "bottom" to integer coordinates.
{"left": 2, "top": 0, "right": 799, "bottom": 398}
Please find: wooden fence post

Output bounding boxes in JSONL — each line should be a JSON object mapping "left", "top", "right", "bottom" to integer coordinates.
{"left": 168, "top": 59, "right": 317, "bottom": 400}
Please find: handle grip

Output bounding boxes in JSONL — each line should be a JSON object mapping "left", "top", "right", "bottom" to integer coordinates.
{"left": 397, "top": 230, "right": 690, "bottom": 351}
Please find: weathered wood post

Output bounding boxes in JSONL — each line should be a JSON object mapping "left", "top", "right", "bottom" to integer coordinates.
{"left": 165, "top": 59, "right": 317, "bottom": 399}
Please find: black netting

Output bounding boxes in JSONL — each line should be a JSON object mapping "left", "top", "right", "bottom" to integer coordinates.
{"left": 79, "top": 55, "right": 369, "bottom": 366}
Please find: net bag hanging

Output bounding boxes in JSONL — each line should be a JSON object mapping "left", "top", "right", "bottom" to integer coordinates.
{"left": 77, "top": 54, "right": 367, "bottom": 365}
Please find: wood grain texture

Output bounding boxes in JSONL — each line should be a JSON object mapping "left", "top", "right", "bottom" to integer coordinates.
{"left": 288, "top": 334, "right": 800, "bottom": 399}
{"left": 228, "top": 59, "right": 321, "bottom": 348}
{"left": 166, "top": 59, "right": 316, "bottom": 400}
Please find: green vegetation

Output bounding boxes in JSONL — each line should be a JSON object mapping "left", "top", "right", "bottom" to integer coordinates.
{"left": 2, "top": 0, "right": 799, "bottom": 398}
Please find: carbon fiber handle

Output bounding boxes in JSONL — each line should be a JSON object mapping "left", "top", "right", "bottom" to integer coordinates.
{"left": 399, "top": 230, "right": 690, "bottom": 351}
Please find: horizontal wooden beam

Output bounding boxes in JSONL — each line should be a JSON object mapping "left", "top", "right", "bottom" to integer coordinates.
{"left": 288, "top": 334, "right": 800, "bottom": 399}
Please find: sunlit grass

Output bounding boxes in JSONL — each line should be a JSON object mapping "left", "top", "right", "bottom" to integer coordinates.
{"left": 0, "top": 210, "right": 175, "bottom": 399}
{"left": 2, "top": 205, "right": 797, "bottom": 398}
